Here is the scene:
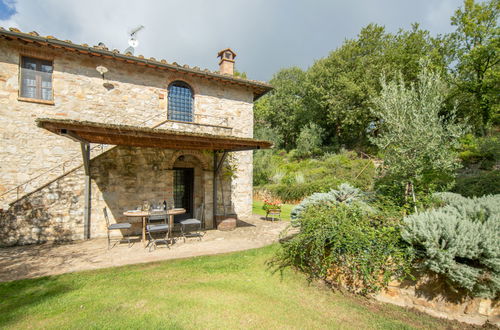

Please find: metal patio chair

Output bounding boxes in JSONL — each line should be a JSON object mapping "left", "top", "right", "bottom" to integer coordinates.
{"left": 103, "top": 207, "right": 132, "bottom": 249}
{"left": 180, "top": 203, "right": 205, "bottom": 242}
{"left": 146, "top": 213, "right": 170, "bottom": 252}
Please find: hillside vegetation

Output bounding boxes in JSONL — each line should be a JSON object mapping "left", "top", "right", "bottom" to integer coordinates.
{"left": 254, "top": 150, "right": 375, "bottom": 203}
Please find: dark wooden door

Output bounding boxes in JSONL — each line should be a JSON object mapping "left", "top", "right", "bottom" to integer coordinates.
{"left": 173, "top": 168, "right": 194, "bottom": 221}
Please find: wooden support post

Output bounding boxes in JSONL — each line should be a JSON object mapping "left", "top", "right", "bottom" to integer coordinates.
{"left": 81, "top": 142, "right": 91, "bottom": 239}
{"left": 213, "top": 151, "right": 228, "bottom": 228}
{"left": 213, "top": 151, "right": 218, "bottom": 229}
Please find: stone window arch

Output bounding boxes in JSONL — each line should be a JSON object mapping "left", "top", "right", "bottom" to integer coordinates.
{"left": 167, "top": 81, "right": 194, "bottom": 122}
{"left": 166, "top": 150, "right": 210, "bottom": 170}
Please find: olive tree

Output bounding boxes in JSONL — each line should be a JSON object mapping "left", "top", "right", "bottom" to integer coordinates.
{"left": 370, "top": 62, "right": 465, "bottom": 209}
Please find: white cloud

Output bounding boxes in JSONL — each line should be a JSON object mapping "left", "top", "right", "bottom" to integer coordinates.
{"left": 1, "top": 0, "right": 463, "bottom": 81}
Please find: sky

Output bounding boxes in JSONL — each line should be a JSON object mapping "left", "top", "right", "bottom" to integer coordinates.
{"left": 0, "top": 0, "right": 465, "bottom": 81}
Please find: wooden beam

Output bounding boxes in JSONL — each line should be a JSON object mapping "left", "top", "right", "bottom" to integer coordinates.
{"left": 80, "top": 142, "right": 91, "bottom": 239}
{"left": 213, "top": 152, "right": 218, "bottom": 229}
{"left": 38, "top": 119, "right": 273, "bottom": 151}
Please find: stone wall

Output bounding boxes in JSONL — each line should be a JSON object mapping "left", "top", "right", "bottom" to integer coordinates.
{"left": 0, "top": 167, "right": 85, "bottom": 245}
{"left": 374, "top": 274, "right": 499, "bottom": 326}
{"left": 0, "top": 146, "right": 238, "bottom": 246}
{"left": 0, "top": 37, "right": 256, "bottom": 238}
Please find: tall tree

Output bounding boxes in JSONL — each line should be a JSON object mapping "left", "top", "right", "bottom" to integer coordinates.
{"left": 305, "top": 24, "right": 445, "bottom": 148}
{"left": 449, "top": 0, "right": 500, "bottom": 133}
{"left": 254, "top": 67, "right": 308, "bottom": 150}
{"left": 370, "top": 62, "right": 464, "bottom": 207}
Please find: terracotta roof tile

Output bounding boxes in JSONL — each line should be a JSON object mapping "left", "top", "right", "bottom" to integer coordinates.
{"left": 0, "top": 27, "right": 272, "bottom": 99}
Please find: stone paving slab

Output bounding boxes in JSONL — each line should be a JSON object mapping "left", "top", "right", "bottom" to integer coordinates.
{"left": 0, "top": 216, "right": 289, "bottom": 282}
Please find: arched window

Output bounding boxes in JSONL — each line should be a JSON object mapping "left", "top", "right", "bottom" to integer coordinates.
{"left": 168, "top": 81, "right": 193, "bottom": 122}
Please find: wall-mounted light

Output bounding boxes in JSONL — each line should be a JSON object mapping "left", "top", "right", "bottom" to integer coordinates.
{"left": 96, "top": 65, "right": 108, "bottom": 79}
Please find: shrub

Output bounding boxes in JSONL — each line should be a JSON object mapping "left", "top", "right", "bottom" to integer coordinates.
{"left": 402, "top": 193, "right": 500, "bottom": 299}
{"left": 273, "top": 203, "right": 413, "bottom": 295}
{"left": 256, "top": 151, "right": 376, "bottom": 202}
{"left": 453, "top": 170, "right": 500, "bottom": 197}
{"left": 459, "top": 134, "right": 500, "bottom": 170}
{"left": 290, "top": 183, "right": 365, "bottom": 224}
{"left": 375, "top": 173, "right": 454, "bottom": 213}
{"left": 295, "top": 123, "right": 324, "bottom": 158}
{"left": 267, "top": 177, "right": 343, "bottom": 203}
{"left": 262, "top": 199, "right": 281, "bottom": 211}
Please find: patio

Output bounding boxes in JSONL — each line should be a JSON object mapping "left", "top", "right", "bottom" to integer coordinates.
{"left": 0, "top": 215, "right": 288, "bottom": 282}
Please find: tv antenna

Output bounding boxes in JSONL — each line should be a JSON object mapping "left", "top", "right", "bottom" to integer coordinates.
{"left": 124, "top": 25, "right": 144, "bottom": 55}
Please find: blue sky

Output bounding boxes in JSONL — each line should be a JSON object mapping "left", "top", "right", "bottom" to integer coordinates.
{"left": 0, "top": 0, "right": 465, "bottom": 81}
{"left": 0, "top": 0, "right": 15, "bottom": 20}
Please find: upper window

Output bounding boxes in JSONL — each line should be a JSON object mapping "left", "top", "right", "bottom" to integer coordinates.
{"left": 20, "top": 56, "right": 53, "bottom": 101}
{"left": 168, "top": 81, "right": 193, "bottom": 122}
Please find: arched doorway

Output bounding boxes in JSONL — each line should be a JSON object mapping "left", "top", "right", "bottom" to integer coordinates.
{"left": 171, "top": 154, "right": 207, "bottom": 222}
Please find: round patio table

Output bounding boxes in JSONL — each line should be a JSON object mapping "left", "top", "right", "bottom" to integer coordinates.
{"left": 123, "top": 208, "right": 186, "bottom": 247}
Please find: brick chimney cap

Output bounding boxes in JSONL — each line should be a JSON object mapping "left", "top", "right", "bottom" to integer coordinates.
{"left": 217, "top": 48, "right": 237, "bottom": 59}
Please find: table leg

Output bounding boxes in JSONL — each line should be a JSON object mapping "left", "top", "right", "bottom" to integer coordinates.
{"left": 169, "top": 214, "right": 174, "bottom": 243}
{"left": 142, "top": 216, "right": 146, "bottom": 247}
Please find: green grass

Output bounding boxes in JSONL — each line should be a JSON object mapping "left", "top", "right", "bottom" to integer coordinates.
{"left": 0, "top": 245, "right": 469, "bottom": 329}
{"left": 252, "top": 199, "right": 295, "bottom": 220}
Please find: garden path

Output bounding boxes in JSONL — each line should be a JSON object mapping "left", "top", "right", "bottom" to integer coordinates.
{"left": 0, "top": 215, "right": 289, "bottom": 282}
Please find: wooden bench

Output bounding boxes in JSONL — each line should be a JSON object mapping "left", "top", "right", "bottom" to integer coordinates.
{"left": 265, "top": 209, "right": 281, "bottom": 221}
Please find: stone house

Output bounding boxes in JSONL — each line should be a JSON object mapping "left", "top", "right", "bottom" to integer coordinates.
{"left": 0, "top": 27, "right": 272, "bottom": 246}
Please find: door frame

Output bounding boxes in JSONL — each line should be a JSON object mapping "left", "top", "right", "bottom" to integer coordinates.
{"left": 173, "top": 167, "right": 194, "bottom": 221}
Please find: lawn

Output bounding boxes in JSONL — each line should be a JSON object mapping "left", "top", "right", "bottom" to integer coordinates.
{"left": 0, "top": 245, "right": 469, "bottom": 329}
{"left": 252, "top": 199, "right": 295, "bottom": 221}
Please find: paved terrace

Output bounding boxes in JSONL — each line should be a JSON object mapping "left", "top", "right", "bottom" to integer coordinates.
{"left": 0, "top": 216, "right": 289, "bottom": 282}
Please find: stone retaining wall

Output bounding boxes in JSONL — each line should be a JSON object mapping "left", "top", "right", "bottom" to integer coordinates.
{"left": 374, "top": 274, "right": 499, "bottom": 326}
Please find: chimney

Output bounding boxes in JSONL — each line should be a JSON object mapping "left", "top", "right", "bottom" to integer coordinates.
{"left": 217, "top": 48, "right": 237, "bottom": 75}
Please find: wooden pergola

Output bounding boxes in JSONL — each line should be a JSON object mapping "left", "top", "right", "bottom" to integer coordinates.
{"left": 36, "top": 118, "right": 272, "bottom": 151}
{"left": 36, "top": 118, "right": 272, "bottom": 238}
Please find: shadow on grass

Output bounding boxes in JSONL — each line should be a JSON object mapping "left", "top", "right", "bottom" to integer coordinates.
{"left": 0, "top": 276, "right": 74, "bottom": 327}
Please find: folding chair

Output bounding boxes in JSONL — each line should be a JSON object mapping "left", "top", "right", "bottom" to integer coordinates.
{"left": 180, "top": 203, "right": 205, "bottom": 242}
{"left": 146, "top": 213, "right": 170, "bottom": 252}
{"left": 103, "top": 207, "right": 132, "bottom": 249}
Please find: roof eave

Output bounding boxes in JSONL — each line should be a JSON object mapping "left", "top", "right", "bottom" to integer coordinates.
{"left": 0, "top": 29, "right": 273, "bottom": 99}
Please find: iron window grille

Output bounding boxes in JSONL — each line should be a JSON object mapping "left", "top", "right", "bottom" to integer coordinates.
{"left": 168, "top": 81, "right": 194, "bottom": 122}
{"left": 20, "top": 56, "right": 53, "bottom": 101}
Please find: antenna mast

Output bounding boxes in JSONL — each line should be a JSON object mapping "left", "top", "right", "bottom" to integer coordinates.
{"left": 124, "top": 25, "right": 144, "bottom": 55}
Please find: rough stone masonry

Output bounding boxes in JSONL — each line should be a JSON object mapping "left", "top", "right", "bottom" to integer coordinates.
{"left": 0, "top": 31, "right": 270, "bottom": 246}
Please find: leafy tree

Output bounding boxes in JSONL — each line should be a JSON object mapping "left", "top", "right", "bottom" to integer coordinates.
{"left": 295, "top": 123, "right": 324, "bottom": 158}
{"left": 370, "top": 62, "right": 465, "bottom": 207}
{"left": 254, "top": 67, "right": 308, "bottom": 150}
{"left": 304, "top": 24, "right": 446, "bottom": 149}
{"left": 233, "top": 70, "right": 248, "bottom": 79}
{"left": 449, "top": 0, "right": 500, "bottom": 133}
{"left": 305, "top": 24, "right": 389, "bottom": 148}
